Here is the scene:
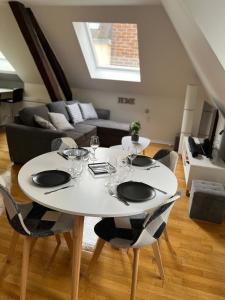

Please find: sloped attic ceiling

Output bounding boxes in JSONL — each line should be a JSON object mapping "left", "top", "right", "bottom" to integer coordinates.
{"left": 161, "top": 0, "right": 225, "bottom": 111}
{"left": 0, "top": 3, "right": 198, "bottom": 99}
{"left": 0, "top": 0, "right": 160, "bottom": 5}
{"left": 0, "top": 5, "right": 43, "bottom": 84}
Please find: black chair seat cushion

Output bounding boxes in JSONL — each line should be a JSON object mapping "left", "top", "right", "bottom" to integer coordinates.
{"left": 94, "top": 216, "right": 145, "bottom": 246}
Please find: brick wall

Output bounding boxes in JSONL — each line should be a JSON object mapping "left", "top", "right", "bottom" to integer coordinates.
{"left": 110, "top": 23, "right": 139, "bottom": 68}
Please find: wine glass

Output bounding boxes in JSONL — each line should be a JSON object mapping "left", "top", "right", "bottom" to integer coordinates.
{"left": 128, "top": 146, "right": 137, "bottom": 171}
{"left": 73, "top": 159, "right": 83, "bottom": 179}
{"left": 67, "top": 148, "right": 77, "bottom": 178}
{"left": 90, "top": 136, "right": 100, "bottom": 161}
{"left": 105, "top": 158, "right": 116, "bottom": 188}
{"left": 117, "top": 156, "right": 129, "bottom": 182}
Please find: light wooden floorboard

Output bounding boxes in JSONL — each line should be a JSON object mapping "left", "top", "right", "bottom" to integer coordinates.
{"left": 0, "top": 130, "right": 225, "bottom": 299}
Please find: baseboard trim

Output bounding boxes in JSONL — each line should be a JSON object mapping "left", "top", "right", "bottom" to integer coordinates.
{"left": 151, "top": 139, "right": 174, "bottom": 146}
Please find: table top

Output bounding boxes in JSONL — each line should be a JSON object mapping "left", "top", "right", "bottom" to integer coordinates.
{"left": 18, "top": 148, "right": 177, "bottom": 217}
{"left": 122, "top": 136, "right": 150, "bottom": 152}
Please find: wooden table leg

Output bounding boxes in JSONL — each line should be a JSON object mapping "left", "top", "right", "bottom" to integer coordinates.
{"left": 71, "top": 215, "right": 84, "bottom": 300}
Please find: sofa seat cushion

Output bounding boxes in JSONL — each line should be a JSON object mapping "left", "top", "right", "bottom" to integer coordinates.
{"left": 62, "top": 130, "right": 83, "bottom": 141}
{"left": 83, "top": 119, "right": 129, "bottom": 131}
{"left": 73, "top": 123, "right": 96, "bottom": 136}
{"left": 47, "top": 101, "right": 70, "bottom": 121}
{"left": 19, "top": 105, "right": 50, "bottom": 127}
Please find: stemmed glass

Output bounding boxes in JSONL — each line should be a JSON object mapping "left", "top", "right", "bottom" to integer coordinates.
{"left": 90, "top": 136, "right": 100, "bottom": 161}
{"left": 67, "top": 148, "right": 83, "bottom": 179}
{"left": 127, "top": 145, "right": 137, "bottom": 171}
{"left": 105, "top": 157, "right": 116, "bottom": 188}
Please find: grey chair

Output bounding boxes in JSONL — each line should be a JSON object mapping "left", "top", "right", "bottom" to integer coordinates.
{"left": 153, "top": 149, "right": 179, "bottom": 173}
{"left": 51, "top": 137, "right": 78, "bottom": 152}
{"left": 0, "top": 183, "right": 74, "bottom": 300}
{"left": 153, "top": 149, "right": 179, "bottom": 242}
{"left": 89, "top": 192, "right": 181, "bottom": 300}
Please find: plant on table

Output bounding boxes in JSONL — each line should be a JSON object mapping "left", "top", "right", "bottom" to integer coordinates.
{"left": 130, "top": 121, "right": 141, "bottom": 142}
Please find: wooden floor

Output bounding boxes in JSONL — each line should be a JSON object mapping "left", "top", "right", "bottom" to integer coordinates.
{"left": 0, "top": 130, "right": 225, "bottom": 300}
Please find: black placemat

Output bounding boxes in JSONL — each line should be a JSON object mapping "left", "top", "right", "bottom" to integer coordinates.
{"left": 117, "top": 181, "right": 155, "bottom": 202}
{"left": 128, "top": 155, "right": 155, "bottom": 167}
{"left": 32, "top": 170, "right": 71, "bottom": 187}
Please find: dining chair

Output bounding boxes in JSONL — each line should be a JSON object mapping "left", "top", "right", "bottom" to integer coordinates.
{"left": 51, "top": 137, "right": 78, "bottom": 152}
{"left": 109, "top": 145, "right": 123, "bottom": 150}
{"left": 89, "top": 192, "right": 181, "bottom": 300}
{"left": 0, "top": 183, "right": 74, "bottom": 300}
{"left": 153, "top": 149, "right": 179, "bottom": 246}
{"left": 153, "top": 149, "right": 178, "bottom": 173}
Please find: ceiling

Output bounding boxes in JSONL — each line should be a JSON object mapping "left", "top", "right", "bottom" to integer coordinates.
{"left": 0, "top": 0, "right": 160, "bottom": 6}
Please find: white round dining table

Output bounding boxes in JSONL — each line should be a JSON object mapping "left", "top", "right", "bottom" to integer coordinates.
{"left": 122, "top": 135, "right": 150, "bottom": 154}
{"left": 18, "top": 147, "right": 177, "bottom": 300}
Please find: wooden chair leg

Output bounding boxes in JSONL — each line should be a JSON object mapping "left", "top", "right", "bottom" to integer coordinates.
{"left": 63, "top": 232, "right": 73, "bottom": 255}
{"left": 20, "top": 237, "right": 32, "bottom": 300}
{"left": 88, "top": 238, "right": 105, "bottom": 273}
{"left": 55, "top": 234, "right": 61, "bottom": 246}
{"left": 163, "top": 228, "right": 176, "bottom": 256}
{"left": 164, "top": 228, "right": 169, "bottom": 242}
{"left": 131, "top": 248, "right": 140, "bottom": 300}
{"left": 152, "top": 241, "right": 165, "bottom": 280}
{"left": 7, "top": 230, "right": 20, "bottom": 263}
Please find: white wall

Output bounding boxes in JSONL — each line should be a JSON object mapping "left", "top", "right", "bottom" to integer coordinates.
{"left": 161, "top": 0, "right": 225, "bottom": 110}
{"left": 185, "top": 0, "right": 225, "bottom": 71}
{"left": 73, "top": 88, "right": 186, "bottom": 143}
{"left": 0, "top": 4, "right": 200, "bottom": 143}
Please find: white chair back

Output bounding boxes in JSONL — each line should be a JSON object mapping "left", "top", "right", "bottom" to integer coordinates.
{"left": 169, "top": 151, "right": 179, "bottom": 173}
{"left": 131, "top": 192, "right": 181, "bottom": 248}
{"left": 51, "top": 137, "right": 78, "bottom": 152}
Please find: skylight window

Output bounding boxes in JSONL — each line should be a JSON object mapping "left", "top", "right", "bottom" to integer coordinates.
{"left": 73, "top": 22, "right": 141, "bottom": 82}
{"left": 0, "top": 51, "right": 15, "bottom": 73}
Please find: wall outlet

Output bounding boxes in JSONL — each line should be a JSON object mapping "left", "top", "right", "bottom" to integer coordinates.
{"left": 118, "top": 97, "right": 135, "bottom": 104}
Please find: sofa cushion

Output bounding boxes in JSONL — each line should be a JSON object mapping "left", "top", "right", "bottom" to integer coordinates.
{"left": 66, "top": 100, "right": 78, "bottom": 106}
{"left": 34, "top": 115, "right": 56, "bottom": 130}
{"left": 83, "top": 119, "right": 129, "bottom": 131}
{"left": 19, "top": 105, "right": 50, "bottom": 127}
{"left": 49, "top": 112, "right": 74, "bottom": 130}
{"left": 73, "top": 123, "right": 97, "bottom": 137}
{"left": 79, "top": 103, "right": 98, "bottom": 120}
{"left": 66, "top": 103, "right": 84, "bottom": 124}
{"left": 95, "top": 108, "right": 110, "bottom": 120}
{"left": 47, "top": 101, "right": 70, "bottom": 121}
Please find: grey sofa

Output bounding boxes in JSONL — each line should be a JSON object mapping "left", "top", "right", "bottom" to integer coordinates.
{"left": 6, "top": 100, "right": 129, "bottom": 164}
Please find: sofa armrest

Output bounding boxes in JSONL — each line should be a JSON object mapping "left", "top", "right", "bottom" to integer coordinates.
{"left": 6, "top": 123, "right": 66, "bottom": 164}
{"left": 95, "top": 108, "right": 110, "bottom": 120}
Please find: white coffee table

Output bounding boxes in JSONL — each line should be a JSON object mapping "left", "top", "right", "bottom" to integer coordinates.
{"left": 18, "top": 147, "right": 177, "bottom": 300}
